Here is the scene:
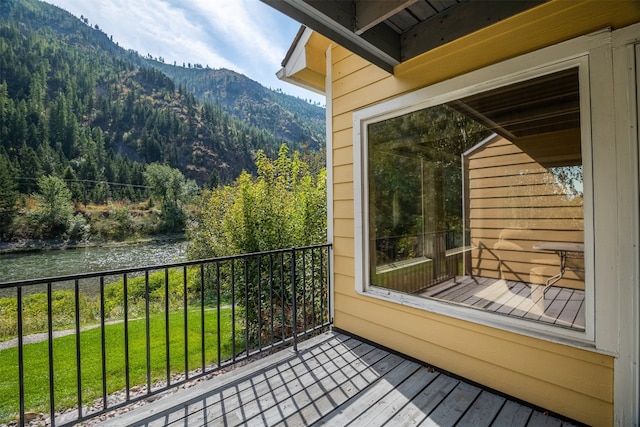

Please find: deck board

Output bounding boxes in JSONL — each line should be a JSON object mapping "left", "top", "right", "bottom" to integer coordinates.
{"left": 99, "top": 332, "right": 578, "bottom": 427}
{"left": 419, "top": 276, "right": 585, "bottom": 331}
{"left": 188, "top": 337, "right": 364, "bottom": 424}
{"left": 491, "top": 400, "right": 534, "bottom": 426}
{"left": 455, "top": 391, "right": 507, "bottom": 426}
{"left": 382, "top": 373, "right": 459, "bottom": 426}
{"left": 315, "top": 359, "right": 420, "bottom": 426}
{"left": 421, "top": 382, "right": 483, "bottom": 426}
{"left": 343, "top": 367, "right": 440, "bottom": 425}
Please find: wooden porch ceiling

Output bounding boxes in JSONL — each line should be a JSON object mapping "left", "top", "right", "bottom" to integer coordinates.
{"left": 260, "top": 0, "right": 546, "bottom": 73}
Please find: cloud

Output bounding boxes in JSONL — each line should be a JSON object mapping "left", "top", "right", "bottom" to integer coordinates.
{"left": 43, "top": 0, "right": 324, "bottom": 103}
{"left": 188, "top": 0, "right": 289, "bottom": 66}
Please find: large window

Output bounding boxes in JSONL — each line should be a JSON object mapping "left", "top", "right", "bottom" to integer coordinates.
{"left": 365, "top": 68, "right": 586, "bottom": 332}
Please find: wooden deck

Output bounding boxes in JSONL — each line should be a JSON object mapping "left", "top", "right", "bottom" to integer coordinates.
{"left": 98, "top": 331, "right": 578, "bottom": 427}
{"left": 418, "top": 276, "right": 585, "bottom": 331}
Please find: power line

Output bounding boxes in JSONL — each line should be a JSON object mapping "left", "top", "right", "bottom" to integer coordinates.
{"left": 14, "top": 177, "right": 151, "bottom": 189}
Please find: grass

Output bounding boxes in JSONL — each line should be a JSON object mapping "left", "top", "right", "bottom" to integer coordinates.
{"left": 0, "top": 306, "right": 244, "bottom": 423}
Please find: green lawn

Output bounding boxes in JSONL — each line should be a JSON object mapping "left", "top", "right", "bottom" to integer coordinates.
{"left": 0, "top": 307, "right": 243, "bottom": 423}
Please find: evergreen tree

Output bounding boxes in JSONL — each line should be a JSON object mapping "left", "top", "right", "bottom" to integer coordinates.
{"left": 0, "top": 150, "right": 19, "bottom": 234}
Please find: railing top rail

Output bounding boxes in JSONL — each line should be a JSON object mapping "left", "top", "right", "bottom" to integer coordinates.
{"left": 0, "top": 243, "right": 332, "bottom": 289}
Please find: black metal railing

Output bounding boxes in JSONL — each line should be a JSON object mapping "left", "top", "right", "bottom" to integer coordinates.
{"left": 373, "top": 230, "right": 462, "bottom": 292}
{"left": 0, "top": 244, "right": 332, "bottom": 427}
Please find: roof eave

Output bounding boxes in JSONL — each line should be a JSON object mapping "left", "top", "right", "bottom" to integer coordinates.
{"left": 277, "top": 26, "right": 329, "bottom": 95}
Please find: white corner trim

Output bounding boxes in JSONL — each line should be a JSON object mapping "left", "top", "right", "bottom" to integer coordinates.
{"left": 325, "top": 44, "right": 335, "bottom": 322}
{"left": 611, "top": 21, "right": 640, "bottom": 426}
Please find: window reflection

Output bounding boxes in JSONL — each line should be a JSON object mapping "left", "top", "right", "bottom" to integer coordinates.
{"left": 367, "top": 68, "right": 585, "bottom": 330}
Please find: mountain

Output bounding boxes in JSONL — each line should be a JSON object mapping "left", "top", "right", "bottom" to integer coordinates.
{"left": 0, "top": 0, "right": 325, "bottom": 197}
{"left": 140, "top": 63, "right": 325, "bottom": 151}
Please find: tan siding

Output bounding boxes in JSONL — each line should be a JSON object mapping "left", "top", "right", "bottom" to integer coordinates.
{"left": 332, "top": 113, "right": 352, "bottom": 134}
{"left": 467, "top": 137, "right": 584, "bottom": 288}
{"left": 333, "top": 218, "right": 354, "bottom": 238}
{"left": 468, "top": 142, "right": 523, "bottom": 158}
{"left": 468, "top": 206, "right": 584, "bottom": 219}
{"left": 469, "top": 173, "right": 550, "bottom": 189}
{"left": 334, "top": 273, "right": 357, "bottom": 296}
{"left": 469, "top": 195, "right": 578, "bottom": 209}
{"left": 333, "top": 82, "right": 396, "bottom": 117}
{"left": 470, "top": 218, "right": 583, "bottom": 230}
{"left": 332, "top": 126, "right": 353, "bottom": 144}
{"left": 333, "top": 52, "right": 370, "bottom": 80}
{"left": 471, "top": 229, "right": 583, "bottom": 243}
{"left": 469, "top": 184, "right": 571, "bottom": 199}
{"left": 325, "top": 1, "right": 637, "bottom": 424}
{"left": 332, "top": 164, "right": 353, "bottom": 184}
{"left": 334, "top": 255, "right": 355, "bottom": 278}
{"left": 469, "top": 153, "right": 539, "bottom": 169}
{"left": 333, "top": 200, "right": 353, "bottom": 219}
{"left": 333, "top": 236, "right": 354, "bottom": 258}
{"left": 468, "top": 162, "right": 548, "bottom": 179}
{"left": 333, "top": 182, "right": 353, "bottom": 201}
{"left": 332, "top": 145, "right": 352, "bottom": 166}
{"left": 333, "top": 64, "right": 390, "bottom": 99}
{"left": 330, "top": 44, "right": 351, "bottom": 63}
{"left": 332, "top": 126, "right": 353, "bottom": 149}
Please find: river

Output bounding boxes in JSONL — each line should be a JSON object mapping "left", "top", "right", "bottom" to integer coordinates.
{"left": 0, "top": 240, "right": 188, "bottom": 285}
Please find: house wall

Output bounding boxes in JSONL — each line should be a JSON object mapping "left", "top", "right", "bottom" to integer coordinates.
{"left": 329, "top": 1, "right": 640, "bottom": 425}
{"left": 468, "top": 135, "right": 584, "bottom": 289}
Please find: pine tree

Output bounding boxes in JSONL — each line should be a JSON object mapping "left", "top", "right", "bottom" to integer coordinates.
{"left": 0, "top": 150, "right": 19, "bottom": 234}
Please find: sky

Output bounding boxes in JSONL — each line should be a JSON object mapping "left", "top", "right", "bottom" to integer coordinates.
{"left": 43, "top": 0, "right": 325, "bottom": 106}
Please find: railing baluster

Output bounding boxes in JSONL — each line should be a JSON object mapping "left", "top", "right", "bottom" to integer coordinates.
{"left": 323, "top": 246, "right": 333, "bottom": 325}
{"left": 320, "top": 247, "right": 325, "bottom": 326}
{"left": 231, "top": 259, "right": 236, "bottom": 363}
{"left": 47, "top": 282, "right": 55, "bottom": 427}
{"left": 183, "top": 267, "right": 188, "bottom": 378}
{"left": 123, "top": 273, "right": 130, "bottom": 401}
{"left": 165, "top": 268, "right": 170, "bottom": 386}
{"left": 100, "top": 276, "right": 107, "bottom": 414}
{"left": 200, "top": 264, "right": 205, "bottom": 373}
{"left": 291, "top": 249, "right": 298, "bottom": 352}
{"left": 244, "top": 257, "right": 249, "bottom": 357}
{"left": 17, "top": 286, "right": 24, "bottom": 427}
{"left": 311, "top": 248, "right": 317, "bottom": 330}
{"left": 74, "top": 279, "right": 82, "bottom": 419}
{"left": 145, "top": 270, "right": 151, "bottom": 393}
{"left": 257, "top": 255, "right": 262, "bottom": 352}
{"left": 269, "top": 253, "right": 274, "bottom": 348}
{"left": 216, "top": 261, "right": 221, "bottom": 369}
{"left": 302, "top": 248, "right": 307, "bottom": 337}
{"left": 323, "top": 246, "right": 327, "bottom": 326}
{"left": 280, "top": 253, "right": 285, "bottom": 342}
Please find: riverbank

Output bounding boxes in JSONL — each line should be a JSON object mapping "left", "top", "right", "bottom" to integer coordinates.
{"left": 0, "top": 233, "right": 186, "bottom": 255}
{"left": 0, "top": 238, "right": 188, "bottom": 286}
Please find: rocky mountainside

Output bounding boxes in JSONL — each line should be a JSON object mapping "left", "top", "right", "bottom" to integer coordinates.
{"left": 0, "top": 0, "right": 325, "bottom": 193}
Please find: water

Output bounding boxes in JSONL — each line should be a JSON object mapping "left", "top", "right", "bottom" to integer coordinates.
{"left": 0, "top": 240, "right": 188, "bottom": 284}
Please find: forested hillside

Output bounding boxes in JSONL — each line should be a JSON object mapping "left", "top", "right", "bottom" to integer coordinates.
{"left": 0, "top": 0, "right": 324, "bottom": 196}
{"left": 143, "top": 62, "right": 325, "bottom": 150}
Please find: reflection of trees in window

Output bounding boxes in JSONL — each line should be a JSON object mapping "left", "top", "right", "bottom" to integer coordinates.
{"left": 549, "top": 166, "right": 583, "bottom": 199}
{"left": 368, "top": 105, "right": 490, "bottom": 263}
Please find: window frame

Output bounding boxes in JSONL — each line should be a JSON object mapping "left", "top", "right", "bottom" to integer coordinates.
{"left": 352, "top": 32, "right": 618, "bottom": 349}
